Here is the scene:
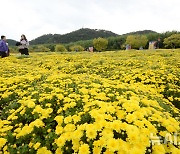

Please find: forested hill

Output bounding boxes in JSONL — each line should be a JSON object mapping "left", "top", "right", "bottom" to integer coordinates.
{"left": 7, "top": 39, "right": 17, "bottom": 46}
{"left": 122, "top": 30, "right": 158, "bottom": 36}
{"left": 30, "top": 28, "right": 118, "bottom": 45}
{"left": 7, "top": 29, "right": 158, "bottom": 46}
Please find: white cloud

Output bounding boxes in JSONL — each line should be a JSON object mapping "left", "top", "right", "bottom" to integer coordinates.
{"left": 0, "top": 0, "right": 179, "bottom": 41}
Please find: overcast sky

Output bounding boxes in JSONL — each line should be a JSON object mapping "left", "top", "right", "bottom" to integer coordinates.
{"left": 1, "top": 0, "right": 180, "bottom": 41}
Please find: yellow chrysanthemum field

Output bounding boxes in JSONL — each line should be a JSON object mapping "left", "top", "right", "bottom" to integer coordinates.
{"left": 0, "top": 50, "right": 179, "bottom": 154}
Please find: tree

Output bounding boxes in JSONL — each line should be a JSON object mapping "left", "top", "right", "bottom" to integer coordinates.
{"left": 55, "top": 44, "right": 67, "bottom": 52}
{"left": 45, "top": 44, "right": 56, "bottom": 52}
{"left": 93, "top": 37, "right": 108, "bottom": 52}
{"left": 163, "top": 34, "right": 180, "bottom": 48}
{"left": 69, "top": 45, "right": 84, "bottom": 52}
{"left": 125, "top": 35, "right": 148, "bottom": 49}
{"left": 107, "top": 36, "right": 126, "bottom": 50}
{"left": 146, "top": 33, "right": 160, "bottom": 42}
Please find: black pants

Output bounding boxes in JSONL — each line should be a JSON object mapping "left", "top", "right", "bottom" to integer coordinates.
{"left": 0, "top": 52, "right": 7, "bottom": 58}
{"left": 19, "top": 48, "right": 29, "bottom": 55}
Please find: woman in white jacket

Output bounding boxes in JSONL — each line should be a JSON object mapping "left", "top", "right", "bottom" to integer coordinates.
{"left": 19, "top": 34, "right": 29, "bottom": 55}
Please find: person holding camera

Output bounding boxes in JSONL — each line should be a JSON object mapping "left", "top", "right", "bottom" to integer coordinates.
{"left": 18, "top": 34, "right": 29, "bottom": 55}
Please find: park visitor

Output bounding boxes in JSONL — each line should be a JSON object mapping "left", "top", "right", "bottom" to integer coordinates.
{"left": 18, "top": 34, "right": 29, "bottom": 55}
{"left": 0, "top": 35, "right": 9, "bottom": 58}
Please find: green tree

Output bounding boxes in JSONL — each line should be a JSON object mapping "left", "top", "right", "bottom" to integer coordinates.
{"left": 93, "top": 37, "right": 108, "bottom": 52}
{"left": 163, "top": 34, "right": 180, "bottom": 48}
{"left": 69, "top": 45, "right": 84, "bottom": 52}
{"left": 125, "top": 35, "right": 148, "bottom": 49}
{"left": 55, "top": 44, "right": 67, "bottom": 52}
{"left": 45, "top": 44, "right": 56, "bottom": 52}
{"left": 107, "top": 36, "right": 126, "bottom": 50}
{"left": 146, "top": 33, "right": 160, "bottom": 42}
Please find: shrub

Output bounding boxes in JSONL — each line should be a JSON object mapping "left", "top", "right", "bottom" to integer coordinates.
{"left": 55, "top": 44, "right": 67, "bottom": 52}
{"left": 164, "top": 34, "right": 180, "bottom": 48}
{"left": 32, "top": 45, "right": 51, "bottom": 52}
{"left": 69, "top": 45, "right": 84, "bottom": 52}
{"left": 125, "top": 35, "right": 148, "bottom": 49}
{"left": 44, "top": 44, "right": 56, "bottom": 52}
{"left": 93, "top": 37, "right": 108, "bottom": 52}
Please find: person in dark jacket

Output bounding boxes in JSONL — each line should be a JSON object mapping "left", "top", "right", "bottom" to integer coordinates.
{"left": 0, "top": 35, "right": 8, "bottom": 58}
{"left": 18, "top": 34, "right": 29, "bottom": 55}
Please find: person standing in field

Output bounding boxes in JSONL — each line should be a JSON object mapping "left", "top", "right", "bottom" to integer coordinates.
{"left": 0, "top": 35, "right": 8, "bottom": 58}
{"left": 19, "top": 34, "right": 29, "bottom": 55}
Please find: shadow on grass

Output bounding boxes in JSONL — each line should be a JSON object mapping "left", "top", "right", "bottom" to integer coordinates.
{"left": 16, "top": 55, "right": 31, "bottom": 59}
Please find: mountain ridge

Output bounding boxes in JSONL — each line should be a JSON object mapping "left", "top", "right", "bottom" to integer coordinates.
{"left": 7, "top": 28, "right": 158, "bottom": 46}
{"left": 30, "top": 28, "right": 119, "bottom": 45}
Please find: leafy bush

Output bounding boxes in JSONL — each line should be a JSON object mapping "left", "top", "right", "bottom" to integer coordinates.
{"left": 125, "top": 35, "right": 148, "bottom": 49}
{"left": 55, "top": 44, "right": 67, "bottom": 52}
{"left": 44, "top": 44, "right": 56, "bottom": 52}
{"left": 164, "top": 34, "right": 180, "bottom": 48}
{"left": 69, "top": 45, "right": 84, "bottom": 52}
{"left": 93, "top": 37, "right": 108, "bottom": 52}
{"left": 32, "top": 45, "right": 51, "bottom": 52}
